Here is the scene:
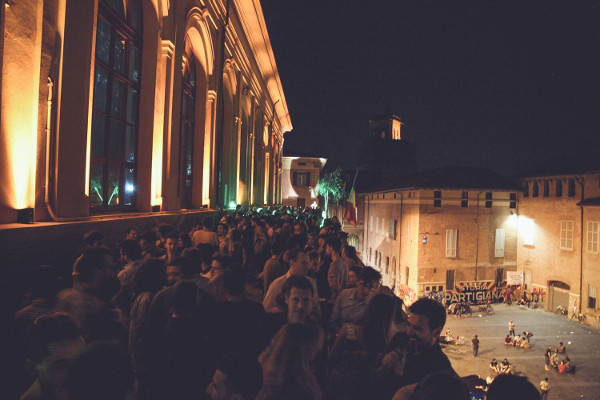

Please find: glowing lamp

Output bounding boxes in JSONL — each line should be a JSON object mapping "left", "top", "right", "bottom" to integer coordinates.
{"left": 228, "top": 201, "right": 237, "bottom": 210}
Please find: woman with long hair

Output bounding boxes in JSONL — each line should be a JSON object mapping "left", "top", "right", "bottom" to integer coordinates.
{"left": 257, "top": 322, "right": 325, "bottom": 400}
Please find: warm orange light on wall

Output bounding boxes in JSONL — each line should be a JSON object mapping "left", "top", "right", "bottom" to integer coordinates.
{"left": 1, "top": 1, "right": 43, "bottom": 210}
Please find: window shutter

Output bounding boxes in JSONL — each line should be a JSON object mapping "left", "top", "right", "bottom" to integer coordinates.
{"left": 446, "top": 229, "right": 457, "bottom": 258}
{"left": 495, "top": 229, "right": 505, "bottom": 257}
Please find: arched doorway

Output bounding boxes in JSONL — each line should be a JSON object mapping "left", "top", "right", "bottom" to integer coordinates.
{"left": 549, "top": 280, "right": 570, "bottom": 314}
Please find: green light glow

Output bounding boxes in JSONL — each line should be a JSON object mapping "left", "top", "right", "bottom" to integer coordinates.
{"left": 228, "top": 201, "right": 237, "bottom": 209}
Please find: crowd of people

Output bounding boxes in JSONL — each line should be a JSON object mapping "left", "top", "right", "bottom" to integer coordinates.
{"left": 9, "top": 207, "right": 548, "bottom": 400}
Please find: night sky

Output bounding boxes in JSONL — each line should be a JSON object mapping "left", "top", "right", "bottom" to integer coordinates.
{"left": 261, "top": 1, "right": 600, "bottom": 176}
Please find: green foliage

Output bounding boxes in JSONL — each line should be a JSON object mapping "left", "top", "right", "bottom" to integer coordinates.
{"left": 313, "top": 167, "right": 346, "bottom": 216}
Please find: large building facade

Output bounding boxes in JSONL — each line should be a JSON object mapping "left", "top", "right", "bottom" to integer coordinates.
{"left": 518, "top": 169, "right": 600, "bottom": 322}
{"left": 360, "top": 167, "right": 520, "bottom": 304}
{"left": 0, "top": 0, "right": 291, "bottom": 225}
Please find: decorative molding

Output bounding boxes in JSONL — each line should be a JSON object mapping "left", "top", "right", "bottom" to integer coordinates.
{"left": 161, "top": 40, "right": 175, "bottom": 59}
{"left": 207, "top": 89, "right": 217, "bottom": 102}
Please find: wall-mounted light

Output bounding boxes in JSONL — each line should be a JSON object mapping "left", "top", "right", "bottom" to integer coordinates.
{"left": 17, "top": 208, "right": 34, "bottom": 224}
{"left": 422, "top": 236, "right": 427, "bottom": 244}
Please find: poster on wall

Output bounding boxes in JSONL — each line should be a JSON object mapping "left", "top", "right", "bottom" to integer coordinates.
{"left": 445, "top": 281, "right": 504, "bottom": 305}
{"left": 506, "top": 271, "right": 524, "bottom": 286}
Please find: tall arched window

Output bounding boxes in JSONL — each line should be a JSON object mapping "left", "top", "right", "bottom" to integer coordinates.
{"left": 179, "top": 55, "right": 196, "bottom": 208}
{"left": 90, "top": 0, "right": 142, "bottom": 210}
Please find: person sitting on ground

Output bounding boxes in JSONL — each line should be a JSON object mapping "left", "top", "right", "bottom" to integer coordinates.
{"left": 520, "top": 335, "right": 530, "bottom": 349}
{"left": 557, "top": 359, "right": 567, "bottom": 374}
{"left": 490, "top": 358, "right": 500, "bottom": 373}
{"left": 556, "top": 341, "right": 566, "bottom": 354}
{"left": 512, "top": 334, "right": 522, "bottom": 347}
{"left": 549, "top": 351, "right": 559, "bottom": 369}
{"left": 564, "top": 356, "right": 575, "bottom": 373}
{"left": 499, "top": 359, "right": 511, "bottom": 374}
{"left": 504, "top": 334, "right": 512, "bottom": 346}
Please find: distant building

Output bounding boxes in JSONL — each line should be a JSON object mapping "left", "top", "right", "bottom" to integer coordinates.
{"left": 518, "top": 159, "right": 600, "bottom": 321}
{"left": 360, "top": 166, "right": 520, "bottom": 304}
{"left": 281, "top": 149, "right": 326, "bottom": 208}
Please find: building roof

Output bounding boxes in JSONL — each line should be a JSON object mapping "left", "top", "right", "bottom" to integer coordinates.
{"left": 518, "top": 153, "right": 600, "bottom": 179}
{"left": 577, "top": 197, "right": 600, "bottom": 207}
{"left": 357, "top": 166, "right": 521, "bottom": 194}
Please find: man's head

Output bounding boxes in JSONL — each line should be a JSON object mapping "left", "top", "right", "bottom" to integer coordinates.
{"left": 325, "top": 237, "right": 342, "bottom": 256}
{"left": 206, "top": 353, "right": 262, "bottom": 400}
{"left": 211, "top": 254, "right": 232, "bottom": 280}
{"left": 203, "top": 216, "right": 215, "bottom": 230}
{"left": 217, "top": 223, "right": 229, "bottom": 237}
{"left": 223, "top": 265, "right": 246, "bottom": 297}
{"left": 119, "top": 239, "right": 142, "bottom": 263}
{"left": 164, "top": 231, "right": 180, "bottom": 254}
{"left": 407, "top": 297, "right": 447, "bottom": 351}
{"left": 138, "top": 230, "right": 158, "bottom": 252}
{"left": 348, "top": 267, "right": 361, "bottom": 288}
{"left": 124, "top": 227, "right": 138, "bottom": 240}
{"left": 356, "top": 267, "right": 381, "bottom": 300}
{"left": 73, "top": 247, "right": 118, "bottom": 301}
{"left": 26, "top": 314, "right": 85, "bottom": 400}
{"left": 83, "top": 231, "right": 105, "bottom": 248}
{"left": 487, "top": 374, "right": 541, "bottom": 400}
{"left": 283, "top": 275, "right": 314, "bottom": 323}
{"left": 157, "top": 223, "right": 175, "bottom": 240}
{"left": 166, "top": 256, "right": 195, "bottom": 286}
{"left": 288, "top": 249, "right": 309, "bottom": 276}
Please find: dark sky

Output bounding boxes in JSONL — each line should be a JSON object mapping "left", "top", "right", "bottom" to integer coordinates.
{"left": 261, "top": 0, "right": 600, "bottom": 176}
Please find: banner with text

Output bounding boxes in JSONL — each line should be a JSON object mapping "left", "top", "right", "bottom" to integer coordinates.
{"left": 445, "top": 281, "right": 504, "bottom": 305}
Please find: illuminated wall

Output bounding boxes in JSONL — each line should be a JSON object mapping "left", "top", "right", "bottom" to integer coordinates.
{"left": 0, "top": 0, "right": 291, "bottom": 224}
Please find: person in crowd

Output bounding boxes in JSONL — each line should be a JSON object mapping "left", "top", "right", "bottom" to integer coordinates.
{"left": 330, "top": 267, "right": 382, "bottom": 332}
{"left": 128, "top": 258, "right": 166, "bottom": 370}
{"left": 486, "top": 374, "right": 541, "bottom": 400}
{"left": 347, "top": 266, "right": 361, "bottom": 288}
{"left": 539, "top": 377, "right": 549, "bottom": 400}
{"left": 67, "top": 340, "right": 134, "bottom": 400}
{"left": 392, "top": 372, "right": 470, "bottom": 400}
{"left": 342, "top": 245, "right": 365, "bottom": 269}
{"left": 549, "top": 350, "right": 559, "bottom": 369}
{"left": 373, "top": 297, "right": 457, "bottom": 399}
{"left": 178, "top": 232, "right": 193, "bottom": 250}
{"left": 556, "top": 341, "right": 566, "bottom": 354}
{"left": 124, "top": 226, "right": 139, "bottom": 241}
{"left": 508, "top": 320, "right": 516, "bottom": 336}
{"left": 258, "top": 240, "right": 286, "bottom": 294}
{"left": 471, "top": 334, "right": 480, "bottom": 357}
{"left": 57, "top": 247, "right": 124, "bottom": 343}
{"left": 328, "top": 294, "right": 399, "bottom": 400}
{"left": 520, "top": 335, "right": 531, "bottom": 349}
{"left": 304, "top": 232, "right": 318, "bottom": 252}
{"left": 156, "top": 223, "right": 175, "bottom": 250}
{"left": 499, "top": 358, "right": 512, "bottom": 374}
{"left": 193, "top": 216, "right": 219, "bottom": 248}
{"left": 113, "top": 239, "right": 144, "bottom": 316}
{"left": 20, "top": 313, "right": 85, "bottom": 400}
{"left": 216, "top": 265, "right": 266, "bottom": 357}
{"left": 205, "top": 254, "right": 232, "bottom": 302}
{"left": 205, "top": 353, "right": 263, "bottom": 400}
{"left": 512, "top": 334, "right": 522, "bottom": 347}
{"left": 138, "top": 230, "right": 165, "bottom": 259}
{"left": 504, "top": 334, "right": 512, "bottom": 346}
{"left": 217, "top": 222, "right": 230, "bottom": 254}
{"left": 544, "top": 345, "right": 553, "bottom": 370}
{"left": 262, "top": 249, "right": 320, "bottom": 316}
{"left": 256, "top": 322, "right": 324, "bottom": 400}
{"left": 14, "top": 265, "right": 62, "bottom": 331}
{"left": 490, "top": 358, "right": 500, "bottom": 373}
{"left": 325, "top": 237, "right": 349, "bottom": 297}
{"left": 162, "top": 230, "right": 181, "bottom": 264}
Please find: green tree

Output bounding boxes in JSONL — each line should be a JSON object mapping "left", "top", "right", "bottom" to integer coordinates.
{"left": 313, "top": 167, "right": 346, "bottom": 218}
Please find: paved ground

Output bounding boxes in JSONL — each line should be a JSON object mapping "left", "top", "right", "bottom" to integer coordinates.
{"left": 441, "top": 303, "right": 600, "bottom": 399}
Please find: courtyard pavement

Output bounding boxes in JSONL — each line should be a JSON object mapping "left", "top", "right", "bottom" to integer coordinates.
{"left": 441, "top": 303, "right": 600, "bottom": 399}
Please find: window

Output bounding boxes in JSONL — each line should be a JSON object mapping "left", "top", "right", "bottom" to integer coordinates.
{"left": 388, "top": 219, "right": 397, "bottom": 240}
{"left": 523, "top": 182, "right": 529, "bottom": 197}
{"left": 405, "top": 266, "right": 410, "bottom": 285}
{"left": 298, "top": 162, "right": 306, "bottom": 166}
{"left": 461, "top": 191, "right": 468, "bottom": 208}
{"left": 179, "top": 54, "right": 196, "bottom": 208}
{"left": 370, "top": 215, "right": 373, "bottom": 232}
{"left": 510, "top": 193, "right": 517, "bottom": 209}
{"left": 560, "top": 221, "right": 574, "bottom": 250}
{"left": 495, "top": 268, "right": 504, "bottom": 286}
{"left": 446, "top": 270, "right": 455, "bottom": 289}
{"left": 293, "top": 172, "right": 310, "bottom": 187}
{"left": 434, "top": 191, "right": 441, "bottom": 207}
{"left": 532, "top": 182, "right": 539, "bottom": 197}
{"left": 587, "top": 222, "right": 599, "bottom": 253}
{"left": 495, "top": 229, "right": 505, "bottom": 257}
{"left": 568, "top": 179, "right": 575, "bottom": 197}
{"left": 588, "top": 284, "right": 597, "bottom": 309}
{"left": 485, "top": 192, "right": 492, "bottom": 208}
{"left": 90, "top": 0, "right": 143, "bottom": 210}
{"left": 522, "top": 217, "right": 535, "bottom": 246}
{"left": 556, "top": 180, "right": 563, "bottom": 197}
{"left": 381, "top": 218, "right": 385, "bottom": 235}
{"left": 375, "top": 217, "right": 379, "bottom": 233}
{"left": 386, "top": 256, "right": 390, "bottom": 273}
{"left": 446, "top": 229, "right": 457, "bottom": 258}
{"left": 543, "top": 181, "right": 549, "bottom": 197}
